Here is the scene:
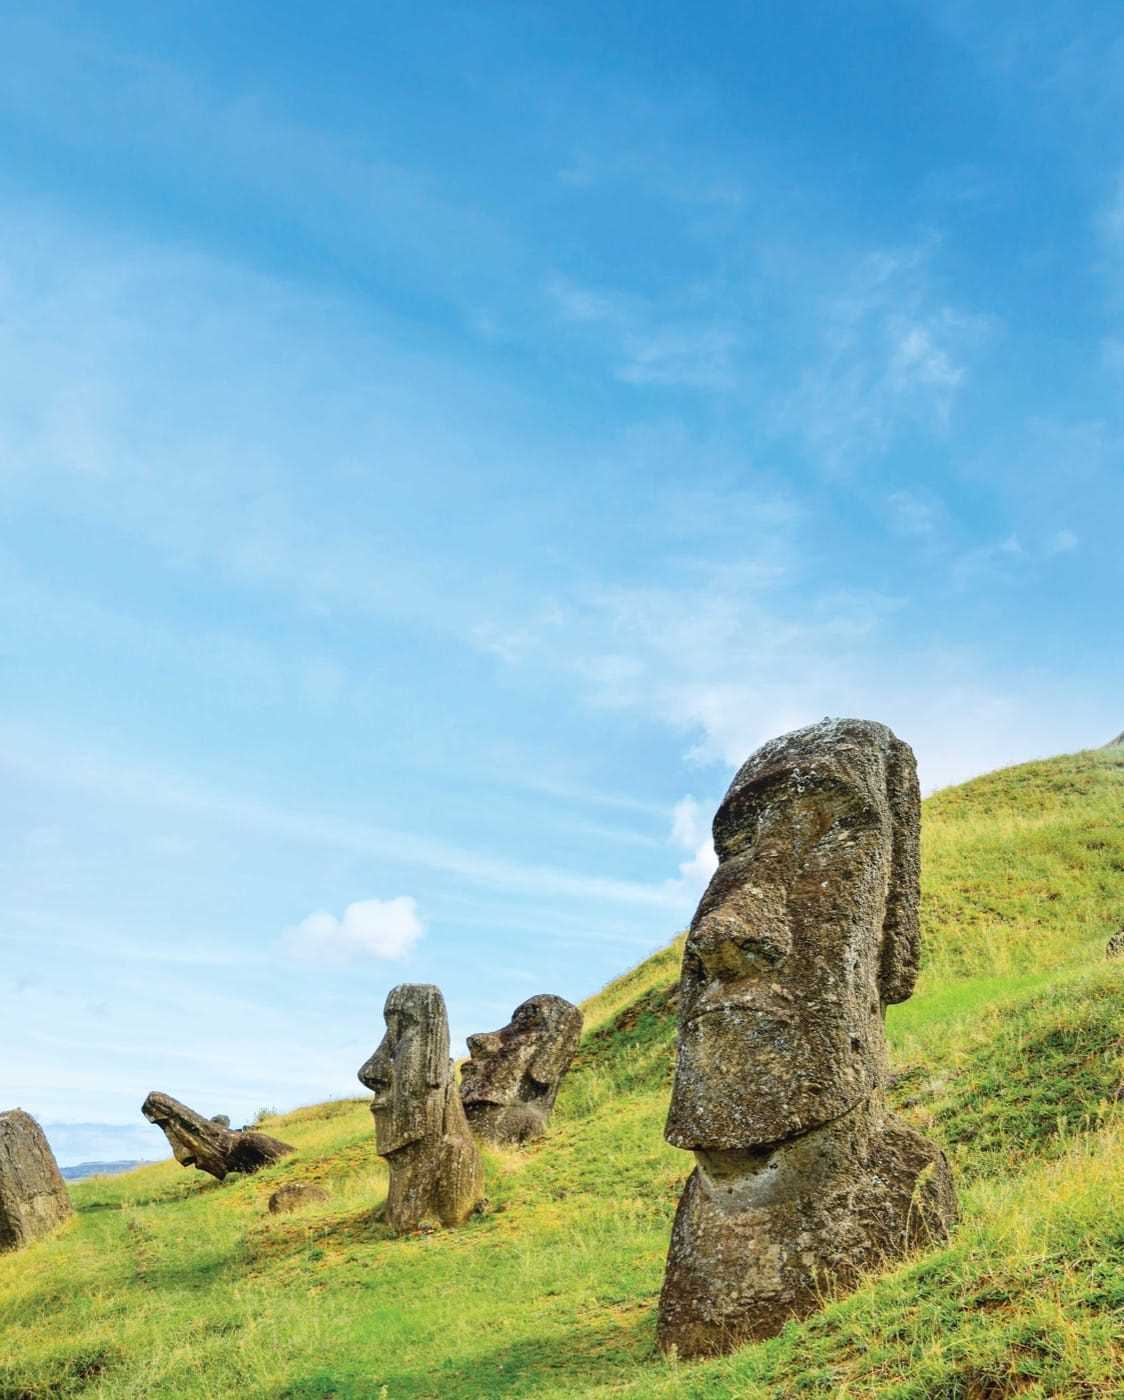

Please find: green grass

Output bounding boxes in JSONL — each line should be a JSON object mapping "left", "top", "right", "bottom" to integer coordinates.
{"left": 1, "top": 747, "right": 1122, "bottom": 1398}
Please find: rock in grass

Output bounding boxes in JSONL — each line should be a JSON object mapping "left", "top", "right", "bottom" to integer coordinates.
{"left": 268, "top": 1182, "right": 329, "bottom": 1214}
{"left": 142, "top": 1091, "right": 295, "bottom": 1181}
{"left": 658, "top": 718, "right": 958, "bottom": 1360}
{"left": 1106, "top": 930, "right": 1124, "bottom": 958}
{"left": 0, "top": 1108, "right": 72, "bottom": 1251}
{"left": 460, "top": 995, "right": 583, "bottom": 1145}
{"left": 358, "top": 984, "right": 483, "bottom": 1234}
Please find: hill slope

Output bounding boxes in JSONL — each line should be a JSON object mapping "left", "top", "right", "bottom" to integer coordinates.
{"left": 2, "top": 748, "right": 1123, "bottom": 1398}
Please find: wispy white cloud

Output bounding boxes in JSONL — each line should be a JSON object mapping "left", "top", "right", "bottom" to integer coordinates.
{"left": 547, "top": 275, "right": 738, "bottom": 391}
{"left": 0, "top": 724, "right": 693, "bottom": 912}
{"left": 778, "top": 247, "right": 996, "bottom": 468}
{"left": 471, "top": 556, "right": 1110, "bottom": 793}
{"left": 668, "top": 796, "right": 718, "bottom": 893}
{"left": 284, "top": 897, "right": 425, "bottom": 964}
{"left": 885, "top": 489, "right": 947, "bottom": 538}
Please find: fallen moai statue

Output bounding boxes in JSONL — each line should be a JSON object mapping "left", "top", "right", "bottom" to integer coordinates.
{"left": 658, "top": 718, "right": 958, "bottom": 1359}
{"left": 460, "top": 994, "right": 583, "bottom": 1144}
{"left": 0, "top": 1109, "right": 73, "bottom": 1251}
{"left": 142, "top": 1092, "right": 295, "bottom": 1180}
{"left": 358, "top": 983, "right": 483, "bottom": 1233}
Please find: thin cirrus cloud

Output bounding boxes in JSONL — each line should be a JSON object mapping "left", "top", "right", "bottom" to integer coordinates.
{"left": 284, "top": 897, "right": 425, "bottom": 964}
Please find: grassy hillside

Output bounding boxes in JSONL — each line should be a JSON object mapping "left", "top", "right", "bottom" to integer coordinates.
{"left": 2, "top": 746, "right": 1122, "bottom": 1398}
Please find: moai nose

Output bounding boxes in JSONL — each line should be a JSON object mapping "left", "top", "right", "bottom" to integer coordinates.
{"left": 692, "top": 896, "right": 792, "bottom": 981}
{"left": 467, "top": 1031, "right": 502, "bottom": 1057}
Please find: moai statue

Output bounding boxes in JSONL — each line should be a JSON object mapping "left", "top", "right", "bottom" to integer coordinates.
{"left": 141, "top": 1092, "right": 294, "bottom": 1180}
{"left": 358, "top": 984, "right": 484, "bottom": 1234}
{"left": 658, "top": 718, "right": 958, "bottom": 1359}
{"left": 460, "top": 995, "right": 583, "bottom": 1144}
{"left": 0, "top": 1109, "right": 72, "bottom": 1251}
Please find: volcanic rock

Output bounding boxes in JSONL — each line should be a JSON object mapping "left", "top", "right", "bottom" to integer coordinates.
{"left": 0, "top": 1109, "right": 72, "bottom": 1251}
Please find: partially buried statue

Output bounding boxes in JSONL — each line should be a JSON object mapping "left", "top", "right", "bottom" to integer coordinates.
{"left": 658, "top": 718, "right": 957, "bottom": 1359}
{"left": 0, "top": 1109, "right": 72, "bottom": 1251}
{"left": 460, "top": 994, "right": 583, "bottom": 1144}
{"left": 358, "top": 983, "right": 483, "bottom": 1233}
{"left": 142, "top": 1092, "right": 294, "bottom": 1180}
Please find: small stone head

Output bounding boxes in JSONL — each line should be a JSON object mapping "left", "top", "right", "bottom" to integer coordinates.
{"left": 142, "top": 1091, "right": 233, "bottom": 1178}
{"left": 666, "top": 718, "right": 920, "bottom": 1152}
{"left": 460, "top": 995, "right": 582, "bottom": 1140}
{"left": 358, "top": 983, "right": 450, "bottom": 1156}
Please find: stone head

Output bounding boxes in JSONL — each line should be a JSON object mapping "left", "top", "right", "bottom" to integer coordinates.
{"left": 665, "top": 718, "right": 920, "bottom": 1152}
{"left": 460, "top": 995, "right": 582, "bottom": 1127}
{"left": 142, "top": 1090, "right": 233, "bottom": 1177}
{"left": 358, "top": 983, "right": 450, "bottom": 1156}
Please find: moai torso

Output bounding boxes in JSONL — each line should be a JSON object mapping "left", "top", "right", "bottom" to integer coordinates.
{"left": 358, "top": 983, "right": 483, "bottom": 1233}
{"left": 460, "top": 995, "right": 583, "bottom": 1144}
{"left": 658, "top": 719, "right": 957, "bottom": 1359}
{"left": 0, "top": 1109, "right": 72, "bottom": 1251}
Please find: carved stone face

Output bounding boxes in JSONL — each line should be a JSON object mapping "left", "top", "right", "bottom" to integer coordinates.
{"left": 358, "top": 983, "right": 449, "bottom": 1156}
{"left": 460, "top": 995, "right": 582, "bottom": 1117}
{"left": 142, "top": 1091, "right": 233, "bottom": 1178}
{"left": 665, "top": 719, "right": 920, "bottom": 1152}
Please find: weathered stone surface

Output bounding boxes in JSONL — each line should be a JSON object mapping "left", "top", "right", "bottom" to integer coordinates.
{"left": 1107, "top": 929, "right": 1124, "bottom": 959}
{"left": 0, "top": 1109, "right": 72, "bottom": 1251}
{"left": 268, "top": 1182, "right": 329, "bottom": 1214}
{"left": 142, "top": 1092, "right": 295, "bottom": 1181}
{"left": 460, "top": 994, "right": 583, "bottom": 1144}
{"left": 658, "top": 718, "right": 957, "bottom": 1359}
{"left": 358, "top": 983, "right": 483, "bottom": 1234}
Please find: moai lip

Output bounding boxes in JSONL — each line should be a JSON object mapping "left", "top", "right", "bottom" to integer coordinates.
{"left": 658, "top": 718, "right": 958, "bottom": 1359}
{"left": 460, "top": 994, "right": 583, "bottom": 1145}
{"left": 358, "top": 983, "right": 483, "bottom": 1234}
{"left": 0, "top": 1109, "right": 73, "bottom": 1252}
{"left": 141, "top": 1092, "right": 294, "bottom": 1181}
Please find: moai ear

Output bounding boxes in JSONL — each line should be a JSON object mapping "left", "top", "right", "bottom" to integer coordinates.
{"left": 879, "top": 734, "right": 922, "bottom": 1004}
{"left": 423, "top": 985, "right": 450, "bottom": 1087}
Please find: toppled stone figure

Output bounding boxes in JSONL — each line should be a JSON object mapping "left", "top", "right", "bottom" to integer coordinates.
{"left": 0, "top": 1109, "right": 72, "bottom": 1251}
{"left": 460, "top": 994, "right": 583, "bottom": 1144}
{"left": 358, "top": 983, "right": 483, "bottom": 1233}
{"left": 658, "top": 718, "right": 958, "bottom": 1359}
{"left": 142, "top": 1092, "right": 295, "bottom": 1181}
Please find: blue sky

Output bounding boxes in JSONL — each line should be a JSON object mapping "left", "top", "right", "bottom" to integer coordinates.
{"left": 2, "top": 1, "right": 1121, "bottom": 1164}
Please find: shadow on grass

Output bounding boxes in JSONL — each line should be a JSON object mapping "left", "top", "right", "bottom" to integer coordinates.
{"left": 280, "top": 1312, "right": 658, "bottom": 1399}
{"left": 245, "top": 1203, "right": 395, "bottom": 1269}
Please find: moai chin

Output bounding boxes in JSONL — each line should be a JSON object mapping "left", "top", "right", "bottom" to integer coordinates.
{"left": 658, "top": 718, "right": 958, "bottom": 1359}
{"left": 358, "top": 983, "right": 483, "bottom": 1233}
{"left": 0, "top": 1109, "right": 72, "bottom": 1252}
{"left": 141, "top": 1092, "right": 295, "bottom": 1180}
{"left": 460, "top": 994, "right": 583, "bottom": 1145}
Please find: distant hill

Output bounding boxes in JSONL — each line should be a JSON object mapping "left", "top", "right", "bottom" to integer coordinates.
{"left": 1106, "top": 729, "right": 1124, "bottom": 747}
{"left": 2, "top": 745, "right": 1122, "bottom": 1398}
{"left": 59, "top": 1159, "right": 156, "bottom": 1181}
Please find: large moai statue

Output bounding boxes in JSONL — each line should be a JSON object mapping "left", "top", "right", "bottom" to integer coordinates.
{"left": 358, "top": 983, "right": 483, "bottom": 1233}
{"left": 141, "top": 1092, "right": 294, "bottom": 1180}
{"left": 460, "top": 994, "right": 583, "bottom": 1145}
{"left": 0, "top": 1109, "right": 72, "bottom": 1251}
{"left": 658, "top": 718, "right": 957, "bottom": 1359}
